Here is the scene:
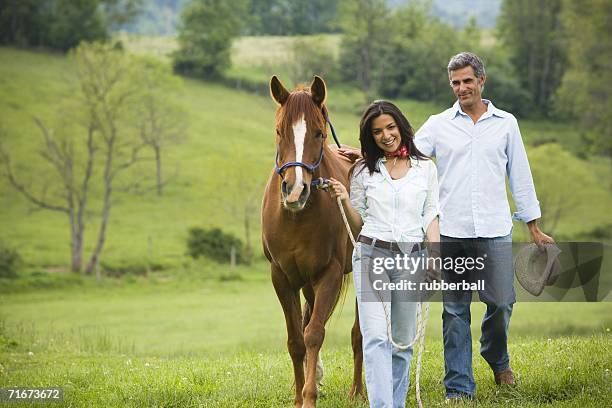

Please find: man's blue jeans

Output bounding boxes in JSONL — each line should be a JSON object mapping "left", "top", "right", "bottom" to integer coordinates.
{"left": 441, "top": 233, "right": 515, "bottom": 398}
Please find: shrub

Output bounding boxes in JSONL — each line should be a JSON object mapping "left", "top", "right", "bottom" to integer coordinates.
{"left": 0, "top": 241, "right": 21, "bottom": 279}
{"left": 187, "top": 227, "right": 247, "bottom": 264}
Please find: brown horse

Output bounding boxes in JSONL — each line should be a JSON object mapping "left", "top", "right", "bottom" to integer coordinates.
{"left": 262, "top": 75, "right": 363, "bottom": 407}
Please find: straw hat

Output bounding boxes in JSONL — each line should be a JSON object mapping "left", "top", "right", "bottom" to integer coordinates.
{"left": 514, "top": 243, "right": 562, "bottom": 296}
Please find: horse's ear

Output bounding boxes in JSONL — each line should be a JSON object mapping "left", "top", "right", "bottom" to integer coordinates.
{"left": 310, "top": 76, "right": 327, "bottom": 107}
{"left": 270, "top": 75, "right": 289, "bottom": 106}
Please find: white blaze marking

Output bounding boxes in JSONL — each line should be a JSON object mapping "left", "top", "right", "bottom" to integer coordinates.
{"left": 291, "top": 115, "right": 307, "bottom": 194}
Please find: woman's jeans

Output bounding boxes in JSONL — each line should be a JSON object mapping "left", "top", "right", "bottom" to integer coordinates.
{"left": 353, "top": 241, "right": 419, "bottom": 408}
{"left": 441, "top": 233, "right": 514, "bottom": 398}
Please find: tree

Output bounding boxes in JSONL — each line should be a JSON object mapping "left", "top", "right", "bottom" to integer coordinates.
{"left": 0, "top": 0, "right": 142, "bottom": 51}
{"left": 134, "top": 57, "right": 187, "bottom": 195}
{"left": 74, "top": 42, "right": 154, "bottom": 277}
{"left": 0, "top": 116, "right": 94, "bottom": 273}
{"left": 338, "top": 0, "right": 389, "bottom": 99}
{"left": 283, "top": 0, "right": 340, "bottom": 35}
{"left": 172, "top": 0, "right": 245, "bottom": 79}
{"left": 0, "top": 42, "right": 157, "bottom": 278}
{"left": 243, "top": 0, "right": 292, "bottom": 35}
{"left": 214, "top": 151, "right": 265, "bottom": 262}
{"left": 0, "top": 0, "right": 46, "bottom": 47}
{"left": 497, "top": 0, "right": 567, "bottom": 116}
{"left": 479, "top": 48, "right": 533, "bottom": 117}
{"left": 380, "top": 10, "right": 460, "bottom": 104}
{"left": 555, "top": 0, "right": 612, "bottom": 175}
{"left": 243, "top": 0, "right": 340, "bottom": 36}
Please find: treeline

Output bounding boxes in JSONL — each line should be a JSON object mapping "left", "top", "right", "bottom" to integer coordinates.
{"left": 171, "top": 0, "right": 609, "bottom": 158}
{"left": 122, "top": 0, "right": 342, "bottom": 36}
{"left": 338, "top": 1, "right": 531, "bottom": 115}
{"left": 1, "top": 0, "right": 609, "bottom": 157}
{"left": 0, "top": 0, "right": 142, "bottom": 51}
{"left": 0, "top": 0, "right": 342, "bottom": 42}
{"left": 120, "top": 0, "right": 505, "bottom": 35}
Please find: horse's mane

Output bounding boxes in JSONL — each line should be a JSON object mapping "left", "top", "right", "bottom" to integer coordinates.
{"left": 275, "top": 87, "right": 326, "bottom": 135}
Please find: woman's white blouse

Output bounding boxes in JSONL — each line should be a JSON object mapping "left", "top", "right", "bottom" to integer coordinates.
{"left": 350, "top": 157, "right": 440, "bottom": 243}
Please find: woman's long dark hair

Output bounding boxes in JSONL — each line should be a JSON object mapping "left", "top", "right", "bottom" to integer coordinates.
{"left": 357, "top": 100, "right": 429, "bottom": 175}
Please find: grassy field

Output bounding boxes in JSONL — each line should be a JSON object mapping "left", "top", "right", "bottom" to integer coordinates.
{"left": 1, "top": 264, "right": 611, "bottom": 406}
{"left": 0, "top": 38, "right": 611, "bottom": 406}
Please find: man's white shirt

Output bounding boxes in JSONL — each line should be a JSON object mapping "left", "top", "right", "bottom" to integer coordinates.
{"left": 414, "top": 99, "right": 541, "bottom": 238}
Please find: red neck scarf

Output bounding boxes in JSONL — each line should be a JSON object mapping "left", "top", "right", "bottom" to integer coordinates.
{"left": 384, "top": 144, "right": 409, "bottom": 159}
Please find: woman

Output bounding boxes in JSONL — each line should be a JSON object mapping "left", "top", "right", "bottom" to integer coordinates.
{"left": 327, "top": 100, "right": 440, "bottom": 407}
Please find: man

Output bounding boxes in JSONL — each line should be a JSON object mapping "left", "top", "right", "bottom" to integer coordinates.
{"left": 413, "top": 52, "right": 555, "bottom": 401}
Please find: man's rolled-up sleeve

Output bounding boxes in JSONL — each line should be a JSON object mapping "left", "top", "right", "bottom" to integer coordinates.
{"left": 506, "top": 118, "right": 541, "bottom": 223}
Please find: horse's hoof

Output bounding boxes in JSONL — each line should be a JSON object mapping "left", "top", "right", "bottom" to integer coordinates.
{"left": 348, "top": 386, "right": 365, "bottom": 401}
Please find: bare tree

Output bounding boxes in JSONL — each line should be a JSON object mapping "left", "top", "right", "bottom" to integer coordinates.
{"left": 0, "top": 42, "right": 155, "bottom": 279}
{"left": 215, "top": 152, "right": 265, "bottom": 261}
{"left": 74, "top": 42, "right": 151, "bottom": 279}
{"left": 136, "top": 57, "right": 187, "bottom": 196}
{"left": 0, "top": 117, "right": 95, "bottom": 272}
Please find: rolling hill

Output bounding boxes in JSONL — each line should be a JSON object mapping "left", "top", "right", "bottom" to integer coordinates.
{"left": 0, "top": 40, "right": 609, "bottom": 271}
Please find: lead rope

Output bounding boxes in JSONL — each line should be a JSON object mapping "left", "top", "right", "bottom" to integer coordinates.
{"left": 335, "top": 196, "right": 429, "bottom": 408}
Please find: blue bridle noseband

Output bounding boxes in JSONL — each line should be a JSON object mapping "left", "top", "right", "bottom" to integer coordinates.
{"left": 274, "top": 111, "right": 341, "bottom": 187}
{"left": 275, "top": 143, "right": 324, "bottom": 176}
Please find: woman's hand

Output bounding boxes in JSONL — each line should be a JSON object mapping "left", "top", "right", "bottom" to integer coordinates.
{"left": 425, "top": 255, "right": 441, "bottom": 283}
{"left": 327, "top": 178, "right": 349, "bottom": 202}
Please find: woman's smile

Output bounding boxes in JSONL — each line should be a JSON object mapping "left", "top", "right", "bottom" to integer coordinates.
{"left": 372, "top": 114, "right": 401, "bottom": 152}
{"left": 382, "top": 137, "right": 396, "bottom": 147}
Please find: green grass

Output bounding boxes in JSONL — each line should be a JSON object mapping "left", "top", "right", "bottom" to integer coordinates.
{"left": 0, "top": 265, "right": 610, "bottom": 406}
{"left": 1, "top": 336, "right": 609, "bottom": 407}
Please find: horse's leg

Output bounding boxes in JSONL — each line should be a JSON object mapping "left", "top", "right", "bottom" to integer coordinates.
{"left": 271, "top": 264, "right": 305, "bottom": 408}
{"left": 349, "top": 299, "right": 365, "bottom": 400}
{"left": 302, "top": 266, "right": 343, "bottom": 408}
{"left": 302, "top": 287, "right": 324, "bottom": 388}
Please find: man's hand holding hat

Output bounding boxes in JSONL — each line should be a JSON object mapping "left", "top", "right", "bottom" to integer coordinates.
{"left": 527, "top": 219, "right": 555, "bottom": 250}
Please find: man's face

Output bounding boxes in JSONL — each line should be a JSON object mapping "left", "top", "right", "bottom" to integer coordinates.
{"left": 449, "top": 65, "right": 485, "bottom": 109}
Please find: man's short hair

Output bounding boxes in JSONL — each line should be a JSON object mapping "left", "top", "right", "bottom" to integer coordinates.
{"left": 447, "top": 52, "right": 486, "bottom": 79}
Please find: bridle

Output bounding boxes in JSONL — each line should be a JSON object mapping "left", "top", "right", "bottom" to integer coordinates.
{"left": 274, "top": 109, "right": 341, "bottom": 188}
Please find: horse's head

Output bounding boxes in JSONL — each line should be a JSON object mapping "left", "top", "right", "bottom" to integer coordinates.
{"left": 270, "top": 75, "right": 328, "bottom": 212}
